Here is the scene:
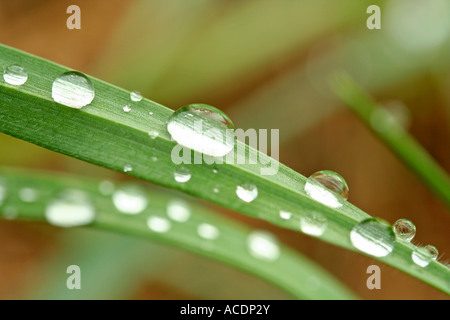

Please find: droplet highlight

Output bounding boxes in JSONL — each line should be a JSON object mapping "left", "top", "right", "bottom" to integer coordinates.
{"left": 112, "top": 184, "right": 148, "bottom": 215}
{"left": 52, "top": 71, "right": 95, "bottom": 109}
{"left": 236, "top": 183, "right": 258, "bottom": 203}
{"left": 167, "top": 104, "right": 235, "bottom": 157}
{"left": 304, "top": 170, "right": 349, "bottom": 208}
{"left": 247, "top": 231, "right": 280, "bottom": 262}
{"left": 350, "top": 218, "right": 396, "bottom": 257}
{"left": 45, "top": 190, "right": 95, "bottom": 227}
{"left": 3, "top": 64, "right": 28, "bottom": 86}
{"left": 393, "top": 219, "right": 416, "bottom": 242}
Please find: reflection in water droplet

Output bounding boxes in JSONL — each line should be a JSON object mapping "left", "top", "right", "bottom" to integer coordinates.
{"left": 147, "top": 216, "right": 171, "bottom": 233}
{"left": 197, "top": 223, "right": 220, "bottom": 240}
{"left": 247, "top": 231, "right": 280, "bottom": 262}
{"left": 167, "top": 199, "right": 190, "bottom": 222}
{"left": 19, "top": 188, "right": 39, "bottom": 203}
{"left": 236, "top": 183, "right": 258, "bottom": 203}
{"left": 304, "top": 170, "right": 349, "bottom": 208}
{"left": 350, "top": 218, "right": 395, "bottom": 257}
{"left": 167, "top": 104, "right": 235, "bottom": 157}
{"left": 3, "top": 64, "right": 28, "bottom": 86}
{"left": 99, "top": 180, "right": 115, "bottom": 196}
{"left": 130, "top": 91, "right": 143, "bottom": 102}
{"left": 300, "top": 212, "right": 327, "bottom": 237}
{"left": 425, "top": 245, "right": 438, "bottom": 260}
{"left": 112, "top": 184, "right": 148, "bottom": 215}
{"left": 52, "top": 71, "right": 95, "bottom": 109}
{"left": 45, "top": 189, "right": 95, "bottom": 227}
{"left": 174, "top": 167, "right": 191, "bottom": 183}
{"left": 279, "top": 210, "right": 292, "bottom": 220}
{"left": 393, "top": 219, "right": 416, "bottom": 242}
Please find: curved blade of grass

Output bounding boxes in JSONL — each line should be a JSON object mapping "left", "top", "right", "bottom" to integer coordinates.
{"left": 0, "top": 44, "right": 448, "bottom": 294}
{"left": 331, "top": 73, "right": 450, "bottom": 209}
{"left": 0, "top": 167, "right": 355, "bottom": 300}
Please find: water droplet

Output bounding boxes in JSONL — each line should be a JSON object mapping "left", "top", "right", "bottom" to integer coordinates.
{"left": 130, "top": 91, "right": 143, "bottom": 102}
{"left": 300, "top": 212, "right": 327, "bottom": 237}
{"left": 147, "top": 216, "right": 171, "bottom": 233}
{"left": 247, "top": 231, "right": 280, "bottom": 262}
{"left": 18, "top": 188, "right": 39, "bottom": 203}
{"left": 98, "top": 180, "right": 115, "bottom": 196}
{"left": 167, "top": 199, "right": 190, "bottom": 222}
{"left": 167, "top": 104, "right": 235, "bottom": 157}
{"left": 3, "top": 64, "right": 28, "bottom": 86}
{"left": 197, "top": 223, "right": 220, "bottom": 240}
{"left": 0, "top": 179, "right": 6, "bottom": 206}
{"left": 304, "top": 170, "right": 349, "bottom": 208}
{"left": 236, "top": 183, "right": 258, "bottom": 203}
{"left": 393, "top": 219, "right": 416, "bottom": 242}
{"left": 52, "top": 71, "right": 95, "bottom": 109}
{"left": 112, "top": 184, "right": 148, "bottom": 215}
{"left": 148, "top": 131, "right": 159, "bottom": 139}
{"left": 149, "top": 111, "right": 154, "bottom": 116}
{"left": 212, "top": 168, "right": 219, "bottom": 174}
{"left": 279, "top": 210, "right": 292, "bottom": 220}
{"left": 45, "top": 190, "right": 95, "bottom": 227}
{"left": 350, "top": 218, "right": 395, "bottom": 257}
{"left": 123, "top": 164, "right": 133, "bottom": 173}
{"left": 174, "top": 167, "right": 191, "bottom": 183}
{"left": 412, "top": 245, "right": 437, "bottom": 267}
{"left": 123, "top": 105, "right": 131, "bottom": 113}
{"left": 3, "top": 206, "right": 18, "bottom": 220}
{"left": 151, "top": 156, "right": 158, "bottom": 162}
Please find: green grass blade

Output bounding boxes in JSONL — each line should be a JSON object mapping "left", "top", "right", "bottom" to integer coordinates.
{"left": 0, "top": 44, "right": 449, "bottom": 294}
{"left": 331, "top": 73, "right": 450, "bottom": 209}
{"left": 0, "top": 168, "right": 355, "bottom": 300}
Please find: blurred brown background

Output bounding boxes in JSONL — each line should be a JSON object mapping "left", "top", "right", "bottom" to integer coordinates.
{"left": 0, "top": 0, "right": 449, "bottom": 299}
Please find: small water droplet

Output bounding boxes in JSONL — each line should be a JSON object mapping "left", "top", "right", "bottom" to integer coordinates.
{"left": 212, "top": 168, "right": 219, "bottom": 174}
{"left": 3, "top": 206, "right": 18, "bottom": 220}
{"left": 174, "top": 167, "right": 191, "bottom": 183}
{"left": 304, "top": 170, "right": 349, "bottom": 208}
{"left": 123, "top": 164, "right": 133, "bottom": 173}
{"left": 18, "top": 188, "right": 39, "bottom": 203}
{"left": 393, "top": 219, "right": 416, "bottom": 242}
{"left": 236, "top": 183, "right": 258, "bottom": 203}
{"left": 279, "top": 210, "right": 292, "bottom": 220}
{"left": 123, "top": 105, "right": 131, "bottom": 113}
{"left": 0, "top": 178, "right": 6, "bottom": 206}
{"left": 147, "top": 216, "right": 171, "bottom": 233}
{"left": 167, "top": 199, "right": 190, "bottom": 222}
{"left": 167, "top": 104, "right": 235, "bottom": 157}
{"left": 98, "top": 180, "right": 115, "bottom": 196}
{"left": 350, "top": 218, "right": 396, "bottom": 257}
{"left": 112, "top": 184, "right": 148, "bottom": 215}
{"left": 412, "top": 245, "right": 437, "bottom": 267}
{"left": 149, "top": 111, "right": 154, "bottom": 116}
{"left": 52, "top": 71, "right": 95, "bottom": 109}
{"left": 148, "top": 131, "right": 159, "bottom": 139}
{"left": 3, "top": 64, "right": 28, "bottom": 86}
{"left": 197, "top": 223, "right": 220, "bottom": 240}
{"left": 45, "top": 190, "right": 95, "bottom": 227}
{"left": 247, "top": 231, "right": 280, "bottom": 262}
{"left": 213, "top": 186, "right": 220, "bottom": 193}
{"left": 300, "top": 212, "right": 327, "bottom": 237}
{"left": 130, "top": 91, "right": 143, "bottom": 102}
{"left": 151, "top": 156, "right": 158, "bottom": 162}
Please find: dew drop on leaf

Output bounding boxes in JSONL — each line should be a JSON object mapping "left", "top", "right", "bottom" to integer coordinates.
{"left": 3, "top": 64, "right": 28, "bottom": 86}
{"left": 304, "top": 170, "right": 349, "bottom": 208}
{"left": 52, "top": 71, "right": 95, "bottom": 109}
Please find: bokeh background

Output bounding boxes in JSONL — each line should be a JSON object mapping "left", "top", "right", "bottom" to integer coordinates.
{"left": 0, "top": 0, "right": 449, "bottom": 299}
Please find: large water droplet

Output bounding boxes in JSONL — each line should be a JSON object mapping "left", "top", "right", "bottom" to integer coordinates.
{"left": 174, "top": 167, "right": 191, "bottom": 183}
{"left": 167, "top": 104, "right": 235, "bottom": 157}
{"left": 236, "top": 183, "right": 258, "bottom": 203}
{"left": 300, "top": 212, "right": 327, "bottom": 237}
{"left": 197, "top": 223, "right": 220, "bottom": 240}
{"left": 19, "top": 188, "right": 39, "bottom": 203}
{"left": 52, "top": 71, "right": 95, "bottom": 109}
{"left": 167, "top": 199, "right": 190, "bottom": 222}
{"left": 247, "top": 231, "right": 280, "bottom": 262}
{"left": 112, "top": 184, "right": 148, "bottom": 215}
{"left": 412, "top": 245, "right": 437, "bottom": 267}
{"left": 147, "top": 216, "right": 171, "bottom": 233}
{"left": 304, "top": 170, "right": 349, "bottom": 208}
{"left": 3, "top": 65, "right": 28, "bottom": 86}
{"left": 130, "top": 91, "right": 143, "bottom": 102}
{"left": 45, "top": 190, "right": 95, "bottom": 227}
{"left": 393, "top": 219, "right": 416, "bottom": 242}
{"left": 350, "top": 218, "right": 396, "bottom": 257}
